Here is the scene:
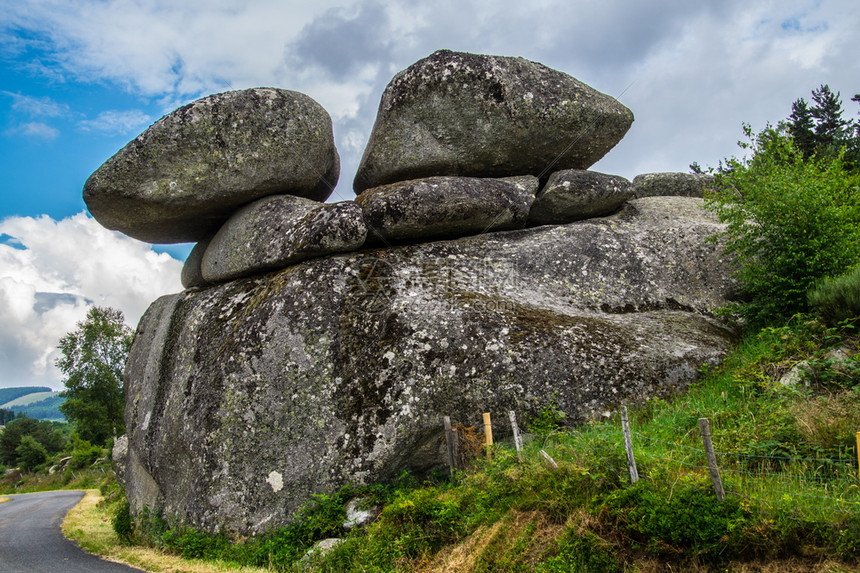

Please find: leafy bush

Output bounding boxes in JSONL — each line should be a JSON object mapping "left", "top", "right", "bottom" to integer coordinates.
{"left": 70, "top": 435, "right": 103, "bottom": 469}
{"left": 706, "top": 125, "right": 860, "bottom": 327}
{"left": 605, "top": 480, "right": 750, "bottom": 560}
{"left": 112, "top": 500, "right": 134, "bottom": 543}
{"left": 808, "top": 265, "right": 860, "bottom": 325}
{"left": 16, "top": 435, "right": 48, "bottom": 471}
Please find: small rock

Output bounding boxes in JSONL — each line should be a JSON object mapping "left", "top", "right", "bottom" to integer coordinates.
{"left": 112, "top": 436, "right": 128, "bottom": 483}
{"left": 201, "top": 196, "right": 367, "bottom": 283}
{"left": 632, "top": 172, "right": 716, "bottom": 199}
{"left": 301, "top": 538, "right": 344, "bottom": 563}
{"left": 180, "top": 235, "right": 215, "bottom": 289}
{"left": 354, "top": 49, "right": 634, "bottom": 193}
{"left": 357, "top": 175, "right": 538, "bottom": 245}
{"left": 529, "top": 169, "right": 633, "bottom": 225}
{"left": 343, "top": 498, "right": 378, "bottom": 530}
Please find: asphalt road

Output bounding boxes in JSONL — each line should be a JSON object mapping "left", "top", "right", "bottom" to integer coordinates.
{"left": 0, "top": 490, "right": 143, "bottom": 572}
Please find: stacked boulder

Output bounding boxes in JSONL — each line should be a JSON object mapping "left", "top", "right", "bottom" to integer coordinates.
{"left": 83, "top": 88, "right": 366, "bottom": 288}
{"left": 87, "top": 50, "right": 739, "bottom": 536}
{"left": 353, "top": 49, "right": 635, "bottom": 243}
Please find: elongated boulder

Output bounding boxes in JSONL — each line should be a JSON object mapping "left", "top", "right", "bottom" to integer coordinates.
{"left": 200, "top": 196, "right": 366, "bottom": 283}
{"left": 357, "top": 175, "right": 538, "bottom": 245}
{"left": 354, "top": 50, "right": 634, "bottom": 193}
{"left": 83, "top": 88, "right": 340, "bottom": 243}
{"left": 632, "top": 172, "right": 716, "bottom": 199}
{"left": 529, "top": 169, "right": 633, "bottom": 225}
{"left": 121, "top": 196, "right": 737, "bottom": 535}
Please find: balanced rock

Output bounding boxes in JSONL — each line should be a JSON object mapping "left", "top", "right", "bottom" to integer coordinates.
{"left": 200, "top": 196, "right": 366, "bottom": 283}
{"left": 83, "top": 88, "right": 340, "bottom": 243}
{"left": 120, "top": 196, "right": 737, "bottom": 535}
{"left": 353, "top": 50, "right": 634, "bottom": 193}
{"left": 632, "top": 172, "right": 716, "bottom": 199}
{"left": 529, "top": 169, "right": 633, "bottom": 225}
{"left": 357, "top": 176, "right": 538, "bottom": 245}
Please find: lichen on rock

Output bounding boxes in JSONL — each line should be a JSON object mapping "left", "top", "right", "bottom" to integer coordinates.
{"left": 120, "top": 196, "right": 738, "bottom": 535}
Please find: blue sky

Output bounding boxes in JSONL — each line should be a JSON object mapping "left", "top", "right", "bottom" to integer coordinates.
{"left": 1, "top": 0, "right": 858, "bottom": 390}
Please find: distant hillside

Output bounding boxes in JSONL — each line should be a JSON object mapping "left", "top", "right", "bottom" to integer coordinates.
{"left": 0, "top": 389, "right": 65, "bottom": 422}
{"left": 10, "top": 395, "right": 65, "bottom": 421}
{"left": 0, "top": 386, "right": 52, "bottom": 405}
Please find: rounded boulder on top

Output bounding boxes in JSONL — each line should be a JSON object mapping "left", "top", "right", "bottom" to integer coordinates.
{"left": 83, "top": 88, "right": 340, "bottom": 244}
{"left": 353, "top": 49, "right": 634, "bottom": 193}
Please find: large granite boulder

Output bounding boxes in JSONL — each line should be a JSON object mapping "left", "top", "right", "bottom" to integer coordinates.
{"left": 353, "top": 50, "right": 634, "bottom": 193}
{"left": 357, "top": 176, "right": 538, "bottom": 245}
{"left": 83, "top": 88, "right": 340, "bottom": 243}
{"left": 632, "top": 172, "right": 716, "bottom": 199}
{"left": 200, "top": 196, "right": 366, "bottom": 283}
{"left": 121, "top": 196, "right": 737, "bottom": 536}
{"left": 528, "top": 169, "right": 633, "bottom": 225}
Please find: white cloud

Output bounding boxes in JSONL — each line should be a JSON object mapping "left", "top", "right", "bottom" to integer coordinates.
{"left": 79, "top": 109, "right": 153, "bottom": 134}
{"left": 5, "top": 121, "right": 60, "bottom": 140}
{"left": 3, "top": 91, "right": 70, "bottom": 117}
{"left": 0, "top": 213, "right": 182, "bottom": 389}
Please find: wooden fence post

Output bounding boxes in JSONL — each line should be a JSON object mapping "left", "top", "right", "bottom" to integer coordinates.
{"left": 856, "top": 431, "right": 860, "bottom": 479}
{"left": 483, "top": 412, "right": 494, "bottom": 450}
{"left": 540, "top": 450, "right": 558, "bottom": 469}
{"left": 699, "top": 418, "right": 726, "bottom": 501}
{"left": 443, "top": 416, "right": 458, "bottom": 477}
{"left": 509, "top": 410, "right": 523, "bottom": 462}
{"left": 621, "top": 405, "right": 639, "bottom": 484}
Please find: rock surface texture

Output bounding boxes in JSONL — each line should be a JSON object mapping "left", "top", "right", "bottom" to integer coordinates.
{"left": 357, "top": 176, "right": 538, "bottom": 245}
{"left": 632, "top": 172, "right": 716, "bottom": 199}
{"left": 529, "top": 169, "right": 633, "bottom": 225}
{"left": 353, "top": 50, "right": 634, "bottom": 193}
{"left": 120, "top": 197, "right": 737, "bottom": 535}
{"left": 83, "top": 88, "right": 340, "bottom": 243}
{"left": 200, "top": 196, "right": 367, "bottom": 283}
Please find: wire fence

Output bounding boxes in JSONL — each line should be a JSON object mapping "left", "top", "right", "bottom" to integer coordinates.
{"left": 613, "top": 419, "right": 860, "bottom": 523}
{"left": 444, "top": 410, "right": 860, "bottom": 524}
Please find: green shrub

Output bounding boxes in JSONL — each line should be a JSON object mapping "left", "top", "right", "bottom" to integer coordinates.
{"left": 706, "top": 125, "right": 860, "bottom": 327}
{"left": 605, "top": 480, "right": 750, "bottom": 560}
{"left": 536, "top": 529, "right": 621, "bottom": 573}
{"left": 808, "top": 265, "right": 860, "bottom": 325}
{"left": 112, "top": 500, "right": 134, "bottom": 543}
{"left": 70, "top": 435, "right": 103, "bottom": 469}
{"left": 16, "top": 435, "right": 47, "bottom": 471}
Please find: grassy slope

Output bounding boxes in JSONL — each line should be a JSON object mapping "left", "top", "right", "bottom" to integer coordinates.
{"left": 0, "top": 387, "right": 53, "bottom": 407}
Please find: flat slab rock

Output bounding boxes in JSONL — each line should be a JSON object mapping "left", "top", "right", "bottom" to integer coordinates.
{"left": 357, "top": 175, "right": 538, "bottom": 245}
{"left": 184, "top": 195, "right": 366, "bottom": 285}
{"left": 632, "top": 172, "right": 716, "bottom": 199}
{"left": 119, "top": 196, "right": 738, "bottom": 536}
{"left": 83, "top": 88, "right": 340, "bottom": 243}
{"left": 354, "top": 50, "right": 634, "bottom": 193}
{"left": 529, "top": 169, "right": 633, "bottom": 225}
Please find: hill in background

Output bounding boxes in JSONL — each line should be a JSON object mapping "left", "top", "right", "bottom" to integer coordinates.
{"left": 0, "top": 387, "right": 65, "bottom": 422}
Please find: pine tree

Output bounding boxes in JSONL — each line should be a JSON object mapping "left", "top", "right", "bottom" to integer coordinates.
{"left": 810, "top": 84, "right": 851, "bottom": 151}
{"left": 787, "top": 97, "right": 816, "bottom": 158}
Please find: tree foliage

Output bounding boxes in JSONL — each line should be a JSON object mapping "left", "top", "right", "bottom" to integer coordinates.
{"left": 706, "top": 125, "right": 860, "bottom": 327}
{"left": 56, "top": 306, "right": 134, "bottom": 445}
{"left": 16, "top": 435, "right": 48, "bottom": 471}
{"left": 785, "top": 85, "right": 859, "bottom": 168}
{"left": 0, "top": 415, "right": 66, "bottom": 466}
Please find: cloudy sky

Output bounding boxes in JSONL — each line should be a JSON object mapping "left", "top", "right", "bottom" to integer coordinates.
{"left": 1, "top": 0, "right": 859, "bottom": 390}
